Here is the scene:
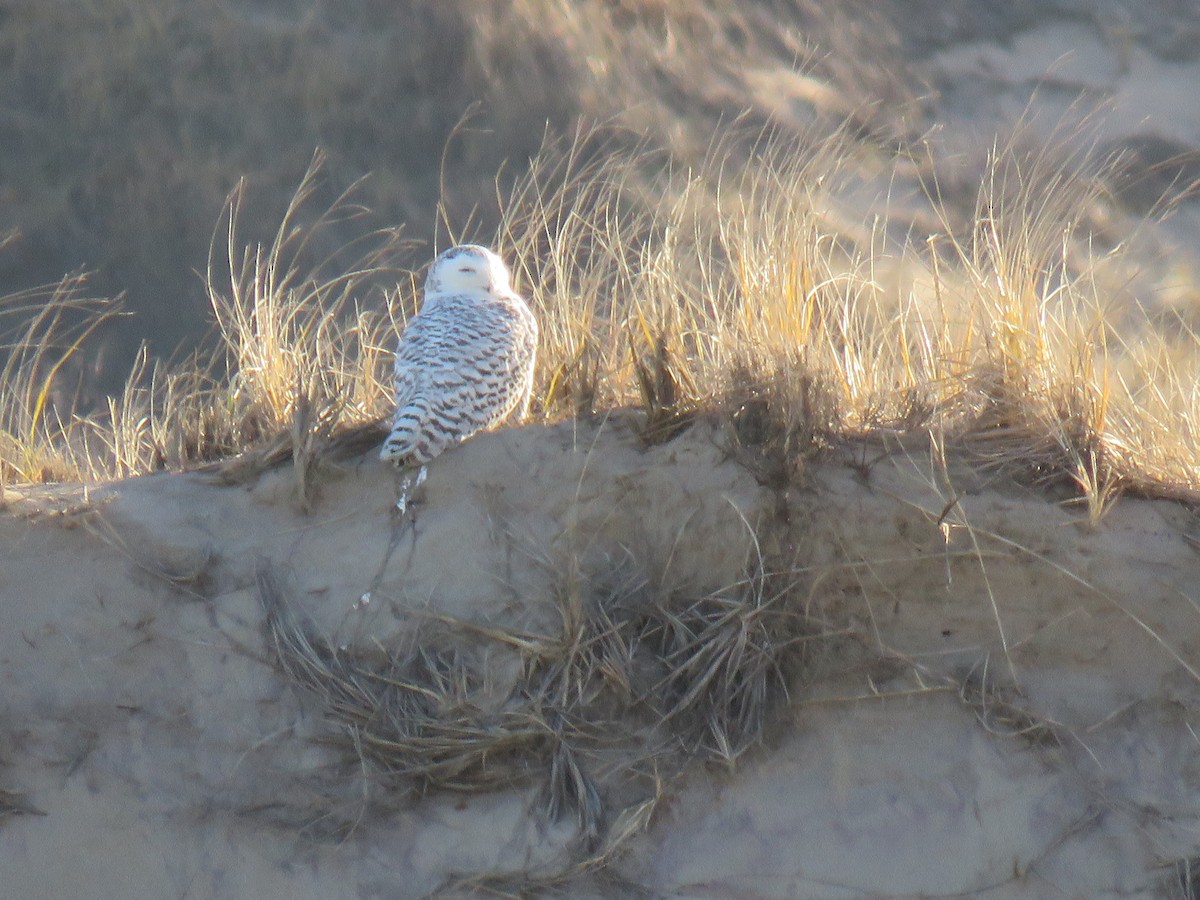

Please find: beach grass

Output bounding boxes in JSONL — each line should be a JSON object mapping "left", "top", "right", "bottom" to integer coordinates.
{"left": 3, "top": 119, "right": 1200, "bottom": 514}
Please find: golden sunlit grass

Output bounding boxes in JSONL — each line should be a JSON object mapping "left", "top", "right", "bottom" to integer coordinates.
{"left": 1, "top": 152, "right": 410, "bottom": 496}
{"left": 494, "top": 124, "right": 1200, "bottom": 512}
{"left": 0, "top": 276, "right": 117, "bottom": 487}
{"left": 3, "top": 124, "right": 1200, "bottom": 518}
{"left": 208, "top": 152, "right": 408, "bottom": 437}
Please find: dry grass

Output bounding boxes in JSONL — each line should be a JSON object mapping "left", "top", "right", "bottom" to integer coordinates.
{"left": 0, "top": 276, "right": 118, "bottom": 487}
{"left": 7, "top": 0, "right": 1195, "bottom": 514}
{"left": 1, "top": 153, "right": 406, "bottom": 495}
{"left": 207, "top": 151, "right": 406, "bottom": 436}
{"left": 202, "top": 151, "right": 410, "bottom": 501}
{"left": 485, "top": 123, "right": 1200, "bottom": 510}
{"left": 0, "top": 787, "right": 43, "bottom": 824}
{"left": 1167, "top": 856, "right": 1200, "bottom": 900}
{"left": 5, "top": 117, "right": 1200, "bottom": 889}
{"left": 259, "top": 508, "right": 814, "bottom": 873}
{"left": 5, "top": 117, "right": 1200, "bottom": 516}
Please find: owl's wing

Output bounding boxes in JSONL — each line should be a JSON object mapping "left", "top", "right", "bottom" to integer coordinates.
{"left": 382, "top": 294, "right": 531, "bottom": 465}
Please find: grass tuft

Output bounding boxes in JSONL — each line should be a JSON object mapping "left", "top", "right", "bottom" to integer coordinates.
{"left": 0, "top": 275, "right": 122, "bottom": 485}
{"left": 2, "top": 154, "right": 409, "bottom": 495}
{"left": 258, "top": 507, "right": 817, "bottom": 863}
{"left": 260, "top": 562, "right": 551, "bottom": 793}
{"left": 204, "top": 151, "right": 411, "bottom": 496}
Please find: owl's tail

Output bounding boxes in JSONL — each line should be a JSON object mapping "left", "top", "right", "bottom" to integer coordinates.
{"left": 379, "top": 408, "right": 425, "bottom": 466}
{"left": 380, "top": 400, "right": 457, "bottom": 467}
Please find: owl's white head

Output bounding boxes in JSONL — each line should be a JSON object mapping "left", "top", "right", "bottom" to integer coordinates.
{"left": 424, "top": 244, "right": 512, "bottom": 296}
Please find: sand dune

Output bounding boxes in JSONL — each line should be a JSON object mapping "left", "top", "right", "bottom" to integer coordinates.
{"left": 3, "top": 417, "right": 1200, "bottom": 897}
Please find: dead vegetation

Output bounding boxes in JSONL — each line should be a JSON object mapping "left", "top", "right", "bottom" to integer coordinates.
{"left": 1, "top": 152, "right": 405, "bottom": 494}
{"left": 5, "top": 126, "right": 1200, "bottom": 883}
{"left": 1168, "top": 856, "right": 1200, "bottom": 900}
{"left": 0, "top": 787, "right": 44, "bottom": 824}
{"left": 258, "top": 503, "right": 818, "bottom": 880}
{"left": 5, "top": 110, "right": 1200, "bottom": 514}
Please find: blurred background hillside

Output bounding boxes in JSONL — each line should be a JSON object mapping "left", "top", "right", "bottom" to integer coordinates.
{"left": 3, "top": 0, "right": 1200, "bottom": 394}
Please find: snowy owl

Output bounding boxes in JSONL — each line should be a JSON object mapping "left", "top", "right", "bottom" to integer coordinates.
{"left": 380, "top": 244, "right": 538, "bottom": 469}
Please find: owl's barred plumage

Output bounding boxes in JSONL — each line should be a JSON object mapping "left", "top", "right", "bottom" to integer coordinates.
{"left": 380, "top": 245, "right": 537, "bottom": 467}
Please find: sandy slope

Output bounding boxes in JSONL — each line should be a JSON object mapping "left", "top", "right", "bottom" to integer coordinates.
{"left": 3, "top": 416, "right": 1200, "bottom": 898}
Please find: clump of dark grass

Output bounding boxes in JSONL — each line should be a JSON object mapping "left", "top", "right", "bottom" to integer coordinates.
{"left": 640, "top": 577, "right": 800, "bottom": 763}
{"left": 259, "top": 563, "right": 553, "bottom": 794}
{"left": 0, "top": 787, "right": 43, "bottom": 824}
{"left": 257, "top": 521, "right": 817, "bottom": 868}
{"left": 1169, "top": 856, "right": 1200, "bottom": 900}
{"left": 956, "top": 657, "right": 1063, "bottom": 749}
